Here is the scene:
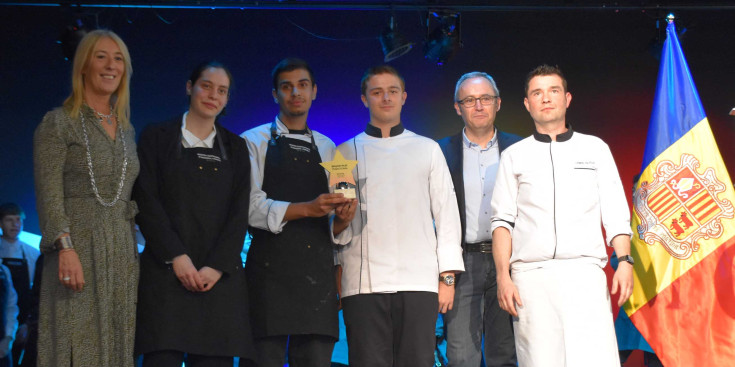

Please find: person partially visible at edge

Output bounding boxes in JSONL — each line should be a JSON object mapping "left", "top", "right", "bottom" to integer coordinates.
{"left": 437, "top": 72, "right": 521, "bottom": 367}
{"left": 242, "top": 57, "right": 354, "bottom": 367}
{"left": 0, "top": 203, "right": 41, "bottom": 366}
{"left": 133, "top": 61, "right": 256, "bottom": 367}
{"left": 0, "top": 263, "right": 17, "bottom": 367}
{"left": 33, "top": 29, "right": 140, "bottom": 366}
{"left": 490, "top": 64, "right": 633, "bottom": 367}
{"left": 332, "top": 65, "right": 464, "bottom": 367}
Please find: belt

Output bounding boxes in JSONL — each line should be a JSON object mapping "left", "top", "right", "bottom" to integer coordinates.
{"left": 465, "top": 241, "right": 492, "bottom": 253}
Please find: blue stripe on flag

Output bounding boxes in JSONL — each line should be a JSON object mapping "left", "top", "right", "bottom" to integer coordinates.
{"left": 640, "top": 21, "right": 706, "bottom": 171}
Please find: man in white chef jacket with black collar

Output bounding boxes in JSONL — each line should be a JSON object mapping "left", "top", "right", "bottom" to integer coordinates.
{"left": 332, "top": 65, "right": 464, "bottom": 367}
{"left": 490, "top": 64, "right": 634, "bottom": 367}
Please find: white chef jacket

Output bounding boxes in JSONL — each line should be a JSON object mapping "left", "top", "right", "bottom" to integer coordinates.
{"left": 334, "top": 125, "right": 464, "bottom": 297}
{"left": 490, "top": 129, "right": 631, "bottom": 271}
{"left": 242, "top": 117, "right": 337, "bottom": 234}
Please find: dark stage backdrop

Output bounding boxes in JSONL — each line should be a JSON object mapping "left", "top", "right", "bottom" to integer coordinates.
{"left": 1, "top": 6, "right": 734, "bottom": 239}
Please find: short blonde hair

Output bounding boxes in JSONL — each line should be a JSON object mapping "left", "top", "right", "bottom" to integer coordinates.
{"left": 63, "top": 29, "right": 133, "bottom": 128}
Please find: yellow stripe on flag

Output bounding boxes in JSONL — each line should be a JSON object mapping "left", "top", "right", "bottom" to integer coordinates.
{"left": 626, "top": 117, "right": 735, "bottom": 315}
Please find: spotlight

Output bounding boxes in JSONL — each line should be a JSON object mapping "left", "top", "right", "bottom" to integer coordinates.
{"left": 423, "top": 12, "right": 461, "bottom": 66}
{"left": 58, "top": 19, "right": 88, "bottom": 61}
{"left": 379, "top": 16, "right": 414, "bottom": 63}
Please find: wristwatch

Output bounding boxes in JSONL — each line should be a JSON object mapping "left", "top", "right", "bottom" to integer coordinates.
{"left": 617, "top": 255, "right": 635, "bottom": 266}
{"left": 439, "top": 274, "right": 455, "bottom": 286}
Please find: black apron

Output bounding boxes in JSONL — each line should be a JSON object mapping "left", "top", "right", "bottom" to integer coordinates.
{"left": 2, "top": 251, "right": 31, "bottom": 325}
{"left": 136, "top": 131, "right": 251, "bottom": 357}
{"left": 246, "top": 128, "right": 338, "bottom": 339}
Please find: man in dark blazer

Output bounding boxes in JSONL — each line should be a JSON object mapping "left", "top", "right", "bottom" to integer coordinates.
{"left": 437, "top": 72, "right": 522, "bottom": 367}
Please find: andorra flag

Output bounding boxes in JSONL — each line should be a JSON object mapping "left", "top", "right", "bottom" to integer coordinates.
{"left": 626, "top": 19, "right": 735, "bottom": 365}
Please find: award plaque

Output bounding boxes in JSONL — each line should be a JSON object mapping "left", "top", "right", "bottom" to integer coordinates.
{"left": 320, "top": 150, "right": 358, "bottom": 199}
{"left": 335, "top": 182, "right": 356, "bottom": 199}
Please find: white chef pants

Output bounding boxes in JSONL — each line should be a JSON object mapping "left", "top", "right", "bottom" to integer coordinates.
{"left": 511, "top": 260, "right": 620, "bottom": 367}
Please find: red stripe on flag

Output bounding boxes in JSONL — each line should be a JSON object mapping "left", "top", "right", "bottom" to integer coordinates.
{"left": 695, "top": 202, "right": 719, "bottom": 222}
{"left": 629, "top": 236, "right": 735, "bottom": 366}
{"left": 649, "top": 189, "right": 673, "bottom": 209}
{"left": 688, "top": 192, "right": 709, "bottom": 208}
{"left": 650, "top": 191, "right": 678, "bottom": 218}
{"left": 656, "top": 199, "right": 679, "bottom": 218}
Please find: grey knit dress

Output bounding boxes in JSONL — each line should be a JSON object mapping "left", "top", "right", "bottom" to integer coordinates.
{"left": 33, "top": 106, "right": 140, "bottom": 366}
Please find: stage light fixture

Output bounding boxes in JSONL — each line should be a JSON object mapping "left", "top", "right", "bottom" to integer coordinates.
{"left": 423, "top": 12, "right": 461, "bottom": 66}
{"left": 379, "top": 15, "right": 414, "bottom": 62}
{"left": 58, "top": 19, "right": 88, "bottom": 61}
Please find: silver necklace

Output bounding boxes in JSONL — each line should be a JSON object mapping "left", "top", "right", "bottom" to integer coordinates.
{"left": 80, "top": 112, "right": 128, "bottom": 207}
{"left": 94, "top": 107, "right": 115, "bottom": 125}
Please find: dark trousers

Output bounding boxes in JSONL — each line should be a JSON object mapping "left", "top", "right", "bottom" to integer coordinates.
{"left": 11, "top": 339, "right": 23, "bottom": 367}
{"left": 17, "top": 322, "right": 38, "bottom": 367}
{"left": 342, "top": 292, "right": 438, "bottom": 367}
{"left": 443, "top": 251, "right": 516, "bottom": 367}
{"left": 254, "top": 334, "right": 335, "bottom": 367}
{"left": 141, "top": 350, "right": 233, "bottom": 367}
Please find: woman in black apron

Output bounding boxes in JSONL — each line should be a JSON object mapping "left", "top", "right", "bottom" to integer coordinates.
{"left": 133, "top": 62, "right": 255, "bottom": 367}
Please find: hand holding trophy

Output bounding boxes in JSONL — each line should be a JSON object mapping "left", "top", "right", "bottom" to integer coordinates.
{"left": 320, "top": 150, "right": 358, "bottom": 199}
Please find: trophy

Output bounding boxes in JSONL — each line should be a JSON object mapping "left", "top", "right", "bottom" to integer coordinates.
{"left": 320, "top": 150, "right": 358, "bottom": 199}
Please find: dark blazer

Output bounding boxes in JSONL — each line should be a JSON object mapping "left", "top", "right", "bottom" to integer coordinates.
{"left": 437, "top": 129, "right": 523, "bottom": 246}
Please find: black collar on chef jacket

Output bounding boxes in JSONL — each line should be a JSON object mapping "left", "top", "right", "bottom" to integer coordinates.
{"left": 533, "top": 124, "right": 574, "bottom": 143}
{"left": 364, "top": 122, "right": 405, "bottom": 138}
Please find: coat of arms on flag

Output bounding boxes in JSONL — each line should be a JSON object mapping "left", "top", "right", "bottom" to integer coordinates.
{"left": 634, "top": 153, "right": 734, "bottom": 260}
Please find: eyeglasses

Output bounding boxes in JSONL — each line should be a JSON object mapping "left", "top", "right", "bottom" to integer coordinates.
{"left": 457, "top": 95, "right": 498, "bottom": 108}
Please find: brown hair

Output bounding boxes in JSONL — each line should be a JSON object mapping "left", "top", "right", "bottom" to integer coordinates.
{"left": 524, "top": 64, "right": 567, "bottom": 96}
{"left": 360, "top": 65, "right": 405, "bottom": 95}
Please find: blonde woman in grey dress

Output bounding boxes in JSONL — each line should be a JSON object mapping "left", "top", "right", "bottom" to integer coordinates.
{"left": 33, "top": 29, "right": 139, "bottom": 366}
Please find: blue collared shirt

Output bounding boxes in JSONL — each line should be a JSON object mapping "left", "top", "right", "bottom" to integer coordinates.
{"left": 462, "top": 128, "right": 500, "bottom": 243}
